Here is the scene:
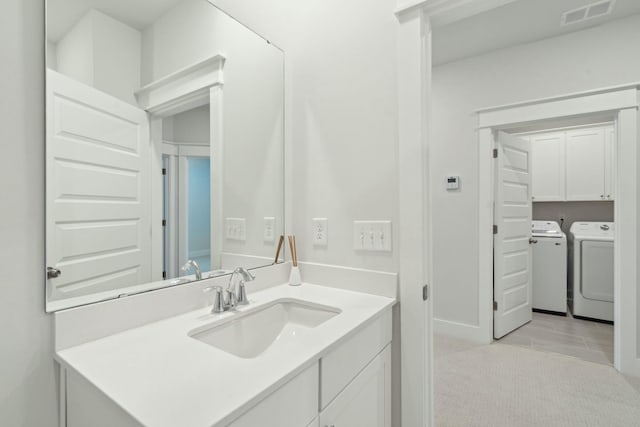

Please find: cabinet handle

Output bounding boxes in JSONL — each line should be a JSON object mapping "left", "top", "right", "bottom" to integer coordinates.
{"left": 600, "top": 195, "right": 604, "bottom": 199}
{"left": 607, "top": 195, "right": 611, "bottom": 199}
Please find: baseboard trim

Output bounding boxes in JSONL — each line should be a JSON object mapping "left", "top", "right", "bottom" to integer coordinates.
{"left": 434, "top": 318, "right": 491, "bottom": 344}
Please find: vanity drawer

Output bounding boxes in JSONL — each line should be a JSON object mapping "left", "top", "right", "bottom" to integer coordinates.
{"left": 319, "top": 308, "right": 392, "bottom": 409}
{"left": 227, "top": 362, "right": 318, "bottom": 427}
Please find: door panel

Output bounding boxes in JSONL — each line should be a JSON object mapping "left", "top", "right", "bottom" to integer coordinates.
{"left": 46, "top": 70, "right": 151, "bottom": 304}
{"left": 581, "top": 241, "right": 614, "bottom": 302}
{"left": 494, "top": 131, "right": 532, "bottom": 339}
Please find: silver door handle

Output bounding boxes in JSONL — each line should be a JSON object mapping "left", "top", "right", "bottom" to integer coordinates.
{"left": 529, "top": 238, "right": 538, "bottom": 244}
{"left": 47, "top": 267, "right": 62, "bottom": 279}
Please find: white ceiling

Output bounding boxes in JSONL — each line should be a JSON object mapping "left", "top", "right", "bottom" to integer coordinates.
{"left": 433, "top": 0, "right": 640, "bottom": 65}
{"left": 47, "top": 0, "right": 185, "bottom": 42}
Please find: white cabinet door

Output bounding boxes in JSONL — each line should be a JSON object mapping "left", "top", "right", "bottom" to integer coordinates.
{"left": 228, "top": 363, "right": 318, "bottom": 427}
{"left": 604, "top": 126, "right": 615, "bottom": 200}
{"left": 566, "top": 128, "right": 606, "bottom": 201}
{"left": 319, "top": 346, "right": 391, "bottom": 427}
{"left": 531, "top": 132, "right": 565, "bottom": 201}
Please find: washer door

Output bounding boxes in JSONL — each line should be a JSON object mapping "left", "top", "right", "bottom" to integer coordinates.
{"left": 581, "top": 240, "right": 614, "bottom": 302}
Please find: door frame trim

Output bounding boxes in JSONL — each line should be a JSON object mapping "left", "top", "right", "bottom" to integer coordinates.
{"left": 477, "top": 86, "right": 639, "bottom": 376}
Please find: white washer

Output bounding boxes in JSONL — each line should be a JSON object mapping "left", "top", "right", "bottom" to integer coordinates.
{"left": 531, "top": 221, "right": 567, "bottom": 314}
{"left": 568, "top": 222, "right": 614, "bottom": 322}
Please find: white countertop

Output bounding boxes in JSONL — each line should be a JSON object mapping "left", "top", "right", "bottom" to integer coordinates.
{"left": 55, "top": 283, "right": 395, "bottom": 427}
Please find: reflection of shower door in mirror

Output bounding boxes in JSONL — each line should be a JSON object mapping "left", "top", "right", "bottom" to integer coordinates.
{"left": 46, "top": 70, "right": 151, "bottom": 307}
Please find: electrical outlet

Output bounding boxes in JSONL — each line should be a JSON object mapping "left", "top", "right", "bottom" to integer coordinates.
{"left": 353, "top": 220, "right": 392, "bottom": 252}
{"left": 264, "top": 217, "right": 275, "bottom": 242}
{"left": 312, "top": 218, "right": 328, "bottom": 246}
{"left": 225, "top": 218, "right": 246, "bottom": 241}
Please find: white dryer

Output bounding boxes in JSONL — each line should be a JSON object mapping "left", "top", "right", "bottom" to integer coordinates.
{"left": 568, "top": 222, "right": 614, "bottom": 322}
{"left": 531, "top": 221, "right": 567, "bottom": 314}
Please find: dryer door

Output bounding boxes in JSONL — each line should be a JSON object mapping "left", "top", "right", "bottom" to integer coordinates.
{"left": 581, "top": 240, "right": 614, "bottom": 302}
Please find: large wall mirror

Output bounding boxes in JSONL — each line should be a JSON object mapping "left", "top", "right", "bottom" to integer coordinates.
{"left": 45, "top": 0, "right": 285, "bottom": 312}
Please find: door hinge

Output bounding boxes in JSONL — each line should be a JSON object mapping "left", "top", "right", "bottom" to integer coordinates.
{"left": 162, "top": 168, "right": 167, "bottom": 175}
{"left": 493, "top": 148, "right": 498, "bottom": 158}
{"left": 422, "top": 284, "right": 429, "bottom": 301}
{"left": 493, "top": 225, "right": 498, "bottom": 234}
{"left": 493, "top": 301, "right": 498, "bottom": 311}
{"left": 162, "top": 219, "right": 167, "bottom": 227}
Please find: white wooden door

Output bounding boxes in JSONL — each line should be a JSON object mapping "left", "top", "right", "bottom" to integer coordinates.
{"left": 46, "top": 70, "right": 151, "bottom": 306}
{"left": 319, "top": 345, "right": 391, "bottom": 427}
{"left": 566, "top": 127, "right": 606, "bottom": 201}
{"left": 531, "top": 132, "right": 566, "bottom": 201}
{"left": 494, "top": 132, "right": 532, "bottom": 339}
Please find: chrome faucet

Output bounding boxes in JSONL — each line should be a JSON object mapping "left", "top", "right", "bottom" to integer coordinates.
{"left": 226, "top": 267, "right": 255, "bottom": 308}
{"left": 204, "top": 267, "right": 255, "bottom": 313}
{"left": 181, "top": 259, "right": 202, "bottom": 280}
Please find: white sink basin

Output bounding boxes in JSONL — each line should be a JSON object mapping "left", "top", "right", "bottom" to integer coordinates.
{"left": 189, "top": 299, "right": 340, "bottom": 358}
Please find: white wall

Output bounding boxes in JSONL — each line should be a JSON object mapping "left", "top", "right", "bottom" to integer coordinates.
{"left": 55, "top": 10, "right": 141, "bottom": 105}
{"left": 210, "top": 0, "right": 399, "bottom": 273}
{"left": 432, "top": 14, "right": 640, "bottom": 331}
{"left": 0, "top": 0, "right": 58, "bottom": 425}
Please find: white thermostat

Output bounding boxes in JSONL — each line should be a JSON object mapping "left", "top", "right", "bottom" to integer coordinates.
{"left": 446, "top": 176, "right": 460, "bottom": 190}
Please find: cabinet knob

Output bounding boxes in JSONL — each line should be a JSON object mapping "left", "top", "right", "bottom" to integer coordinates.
{"left": 600, "top": 195, "right": 604, "bottom": 199}
{"left": 607, "top": 195, "right": 611, "bottom": 199}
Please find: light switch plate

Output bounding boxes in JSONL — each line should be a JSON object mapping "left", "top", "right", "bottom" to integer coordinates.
{"left": 312, "top": 218, "right": 328, "bottom": 246}
{"left": 225, "top": 218, "right": 246, "bottom": 241}
{"left": 264, "top": 217, "right": 275, "bottom": 242}
{"left": 353, "top": 220, "right": 392, "bottom": 252}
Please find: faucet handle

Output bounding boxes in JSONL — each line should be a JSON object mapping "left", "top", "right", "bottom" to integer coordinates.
{"left": 204, "top": 286, "right": 224, "bottom": 313}
{"left": 236, "top": 282, "right": 249, "bottom": 306}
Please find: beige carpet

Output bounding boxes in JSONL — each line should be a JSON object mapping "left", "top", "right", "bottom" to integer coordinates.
{"left": 435, "top": 343, "right": 640, "bottom": 426}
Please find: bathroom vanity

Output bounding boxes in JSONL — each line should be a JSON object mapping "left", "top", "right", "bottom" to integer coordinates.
{"left": 54, "top": 272, "right": 395, "bottom": 427}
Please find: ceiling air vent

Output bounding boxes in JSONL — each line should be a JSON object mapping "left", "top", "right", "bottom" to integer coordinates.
{"left": 561, "top": 0, "right": 616, "bottom": 26}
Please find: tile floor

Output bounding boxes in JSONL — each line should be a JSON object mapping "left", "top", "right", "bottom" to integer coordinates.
{"left": 496, "top": 310, "right": 614, "bottom": 365}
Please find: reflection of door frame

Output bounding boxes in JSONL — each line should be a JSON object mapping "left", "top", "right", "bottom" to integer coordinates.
{"left": 135, "top": 55, "right": 225, "bottom": 281}
{"left": 476, "top": 86, "right": 639, "bottom": 376}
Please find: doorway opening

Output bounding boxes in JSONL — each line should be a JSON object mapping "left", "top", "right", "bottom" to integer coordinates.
{"left": 476, "top": 86, "right": 639, "bottom": 374}
{"left": 159, "top": 105, "right": 211, "bottom": 279}
{"left": 492, "top": 119, "right": 616, "bottom": 365}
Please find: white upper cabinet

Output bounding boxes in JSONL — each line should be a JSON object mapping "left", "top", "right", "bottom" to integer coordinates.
{"left": 531, "top": 132, "right": 566, "bottom": 201}
{"left": 566, "top": 128, "right": 606, "bottom": 201}
{"left": 528, "top": 125, "right": 614, "bottom": 202}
